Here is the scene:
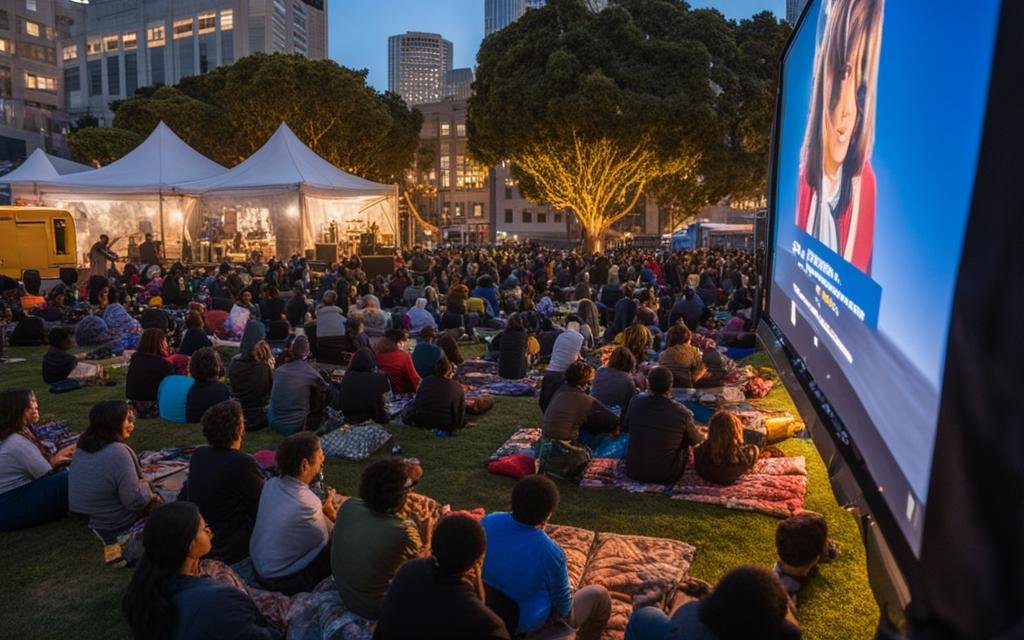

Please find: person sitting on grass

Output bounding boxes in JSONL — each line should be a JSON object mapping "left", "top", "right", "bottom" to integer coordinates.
{"left": 177, "top": 400, "right": 265, "bottom": 565}
{"left": 249, "top": 432, "right": 338, "bottom": 595}
{"left": 178, "top": 310, "right": 212, "bottom": 357}
{"left": 658, "top": 325, "right": 706, "bottom": 388}
{"left": 774, "top": 513, "right": 835, "bottom": 610}
{"left": 693, "top": 411, "right": 759, "bottom": 486}
{"left": 315, "top": 290, "right": 347, "bottom": 365}
{"left": 624, "top": 565, "right": 800, "bottom": 640}
{"left": 228, "top": 320, "right": 275, "bottom": 432}
{"left": 122, "top": 501, "right": 283, "bottom": 640}
{"left": 126, "top": 328, "right": 175, "bottom": 418}
{"left": 375, "top": 513, "right": 511, "bottom": 639}
{"left": 375, "top": 328, "right": 421, "bottom": 394}
{"left": 42, "top": 326, "right": 105, "bottom": 386}
{"left": 0, "top": 389, "right": 73, "bottom": 531}
{"left": 185, "top": 347, "right": 231, "bottom": 424}
{"left": 68, "top": 400, "right": 159, "bottom": 549}
{"left": 331, "top": 458, "right": 425, "bottom": 620}
{"left": 402, "top": 357, "right": 474, "bottom": 433}
{"left": 411, "top": 325, "right": 443, "bottom": 379}
{"left": 495, "top": 314, "right": 535, "bottom": 380}
{"left": 482, "top": 475, "right": 611, "bottom": 640}
{"left": 590, "top": 346, "right": 637, "bottom": 415}
{"left": 623, "top": 366, "right": 703, "bottom": 485}
{"left": 267, "top": 335, "right": 328, "bottom": 435}
{"left": 338, "top": 347, "right": 391, "bottom": 425}
{"left": 407, "top": 297, "right": 438, "bottom": 336}
{"left": 339, "top": 314, "right": 372, "bottom": 359}
{"left": 542, "top": 361, "right": 618, "bottom": 444}
{"left": 437, "top": 331, "right": 465, "bottom": 367}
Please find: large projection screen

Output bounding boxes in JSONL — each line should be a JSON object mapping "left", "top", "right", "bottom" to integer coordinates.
{"left": 766, "top": 0, "right": 1001, "bottom": 554}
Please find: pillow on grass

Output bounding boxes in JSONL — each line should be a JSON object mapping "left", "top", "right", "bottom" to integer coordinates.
{"left": 487, "top": 453, "right": 536, "bottom": 480}
{"left": 320, "top": 423, "right": 392, "bottom": 461}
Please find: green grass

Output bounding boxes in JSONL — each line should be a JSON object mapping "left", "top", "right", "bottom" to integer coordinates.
{"left": 0, "top": 344, "right": 878, "bottom": 639}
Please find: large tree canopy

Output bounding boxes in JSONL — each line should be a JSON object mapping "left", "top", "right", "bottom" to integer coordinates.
{"left": 68, "top": 126, "right": 144, "bottom": 167}
{"left": 112, "top": 53, "right": 421, "bottom": 184}
{"left": 469, "top": 0, "right": 788, "bottom": 248}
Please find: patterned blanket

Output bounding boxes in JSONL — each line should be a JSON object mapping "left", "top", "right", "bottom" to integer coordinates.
{"left": 580, "top": 453, "right": 807, "bottom": 517}
{"left": 489, "top": 427, "right": 542, "bottom": 461}
{"left": 30, "top": 419, "right": 80, "bottom": 454}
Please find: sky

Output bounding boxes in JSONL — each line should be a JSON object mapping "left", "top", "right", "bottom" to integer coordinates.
{"left": 330, "top": 1, "right": 787, "bottom": 92}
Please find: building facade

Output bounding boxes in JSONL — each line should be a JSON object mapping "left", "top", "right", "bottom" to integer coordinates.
{"left": 489, "top": 162, "right": 570, "bottom": 243}
{"left": 443, "top": 66, "right": 472, "bottom": 101}
{"left": 0, "top": 0, "right": 84, "bottom": 164}
{"left": 786, "top": 0, "right": 809, "bottom": 25}
{"left": 387, "top": 31, "right": 451, "bottom": 107}
{"left": 484, "top": 0, "right": 524, "bottom": 37}
{"left": 412, "top": 99, "right": 492, "bottom": 244}
{"left": 62, "top": 0, "right": 328, "bottom": 125}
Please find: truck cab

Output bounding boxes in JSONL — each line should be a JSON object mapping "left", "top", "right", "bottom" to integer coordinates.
{"left": 0, "top": 207, "right": 78, "bottom": 280}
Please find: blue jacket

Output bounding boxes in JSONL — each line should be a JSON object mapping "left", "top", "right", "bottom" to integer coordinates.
{"left": 481, "top": 512, "right": 572, "bottom": 633}
{"left": 168, "top": 574, "right": 282, "bottom": 640}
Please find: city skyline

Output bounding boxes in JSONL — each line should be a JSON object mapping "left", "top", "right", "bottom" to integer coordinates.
{"left": 332, "top": 0, "right": 786, "bottom": 93}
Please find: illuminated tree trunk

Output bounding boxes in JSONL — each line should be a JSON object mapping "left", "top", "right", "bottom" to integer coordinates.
{"left": 582, "top": 227, "right": 603, "bottom": 254}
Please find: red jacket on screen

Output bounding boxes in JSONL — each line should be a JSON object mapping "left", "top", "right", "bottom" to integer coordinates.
{"left": 796, "top": 161, "right": 876, "bottom": 275}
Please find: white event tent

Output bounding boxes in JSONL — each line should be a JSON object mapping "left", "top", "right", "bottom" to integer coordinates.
{"left": 1, "top": 148, "right": 92, "bottom": 201}
{"left": 35, "top": 122, "right": 226, "bottom": 263}
{"left": 173, "top": 122, "right": 400, "bottom": 260}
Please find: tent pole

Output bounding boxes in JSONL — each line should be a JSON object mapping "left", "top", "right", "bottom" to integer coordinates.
{"left": 159, "top": 189, "right": 166, "bottom": 261}
{"left": 299, "top": 187, "right": 307, "bottom": 258}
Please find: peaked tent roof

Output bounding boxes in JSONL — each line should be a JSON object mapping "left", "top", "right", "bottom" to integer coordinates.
{"left": 0, "top": 148, "right": 60, "bottom": 183}
{"left": 36, "top": 121, "right": 226, "bottom": 194}
{"left": 173, "top": 122, "right": 396, "bottom": 197}
{"left": 46, "top": 152, "right": 92, "bottom": 175}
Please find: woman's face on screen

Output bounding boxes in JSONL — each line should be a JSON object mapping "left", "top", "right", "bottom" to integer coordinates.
{"left": 824, "top": 38, "right": 865, "bottom": 177}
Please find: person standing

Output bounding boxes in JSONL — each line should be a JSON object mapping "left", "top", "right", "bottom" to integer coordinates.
{"left": 139, "top": 233, "right": 160, "bottom": 266}
{"left": 90, "top": 234, "right": 118, "bottom": 277}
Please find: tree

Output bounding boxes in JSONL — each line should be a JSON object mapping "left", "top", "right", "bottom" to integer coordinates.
{"left": 67, "top": 127, "right": 144, "bottom": 167}
{"left": 469, "top": 0, "right": 789, "bottom": 249}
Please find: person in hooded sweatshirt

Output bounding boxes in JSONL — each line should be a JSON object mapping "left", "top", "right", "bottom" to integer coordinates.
{"left": 228, "top": 320, "right": 275, "bottom": 431}
{"left": 315, "top": 291, "right": 347, "bottom": 365}
{"left": 338, "top": 348, "right": 391, "bottom": 424}
{"left": 267, "top": 335, "right": 327, "bottom": 435}
{"left": 407, "top": 298, "right": 437, "bottom": 336}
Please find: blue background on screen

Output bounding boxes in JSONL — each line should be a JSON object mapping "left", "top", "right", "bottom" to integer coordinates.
{"left": 774, "top": 0, "right": 1001, "bottom": 392}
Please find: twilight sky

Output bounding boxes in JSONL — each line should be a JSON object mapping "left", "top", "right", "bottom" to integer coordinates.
{"left": 330, "top": 1, "right": 788, "bottom": 92}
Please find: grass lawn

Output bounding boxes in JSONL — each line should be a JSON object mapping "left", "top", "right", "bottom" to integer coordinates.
{"left": 0, "top": 345, "right": 878, "bottom": 639}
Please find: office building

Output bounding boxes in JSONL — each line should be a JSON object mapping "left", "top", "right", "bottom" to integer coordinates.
{"left": 443, "top": 66, "right": 472, "bottom": 101}
{"left": 787, "top": 0, "right": 809, "bottom": 25}
{"left": 62, "top": 0, "right": 328, "bottom": 125}
{"left": 0, "top": 0, "right": 85, "bottom": 163}
{"left": 388, "top": 31, "right": 452, "bottom": 106}
{"left": 484, "top": 0, "right": 524, "bottom": 37}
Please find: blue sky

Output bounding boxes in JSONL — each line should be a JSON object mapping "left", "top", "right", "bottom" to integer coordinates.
{"left": 330, "top": 1, "right": 787, "bottom": 92}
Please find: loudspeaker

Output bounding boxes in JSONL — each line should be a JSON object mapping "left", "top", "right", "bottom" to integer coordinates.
{"left": 21, "top": 269, "right": 41, "bottom": 295}
{"left": 360, "top": 233, "right": 377, "bottom": 255}
{"left": 59, "top": 268, "right": 78, "bottom": 286}
{"left": 315, "top": 243, "right": 338, "bottom": 263}
{"left": 361, "top": 255, "right": 394, "bottom": 280}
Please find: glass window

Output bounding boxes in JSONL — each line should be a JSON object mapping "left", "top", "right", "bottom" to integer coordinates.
{"left": 26, "top": 0, "right": 37, "bottom": 12}
{"left": 0, "top": 11, "right": 8, "bottom": 31}
{"left": 87, "top": 59, "right": 101, "bottom": 94}
{"left": 24, "top": 72, "right": 55, "bottom": 91}
{"left": 104, "top": 35, "right": 119, "bottom": 51}
{"left": 440, "top": 122, "right": 450, "bottom": 136}
{"left": 504, "top": 185, "right": 513, "bottom": 199}
{"left": 87, "top": 38, "right": 103, "bottom": 55}
{"left": 221, "top": 30, "right": 234, "bottom": 64}
{"left": 472, "top": 203, "right": 484, "bottom": 218}
{"left": 24, "top": 20, "right": 40, "bottom": 37}
{"left": 177, "top": 37, "right": 194, "bottom": 77}
{"left": 123, "top": 32, "right": 137, "bottom": 50}
{"left": 198, "top": 37, "right": 211, "bottom": 73}
{"left": 522, "top": 210, "right": 532, "bottom": 223}
{"left": 20, "top": 42, "right": 55, "bottom": 64}
{"left": 53, "top": 219, "right": 67, "bottom": 255}
{"left": 149, "top": 46, "right": 164, "bottom": 85}
{"left": 62, "top": 44, "right": 76, "bottom": 60}
{"left": 455, "top": 203, "right": 465, "bottom": 218}
{"left": 220, "top": 9, "right": 233, "bottom": 30}
{"left": 147, "top": 25, "right": 165, "bottom": 45}
{"left": 504, "top": 209, "right": 513, "bottom": 223}
{"left": 107, "top": 58, "right": 120, "bottom": 96}
{"left": 456, "top": 123, "right": 466, "bottom": 137}
{"left": 537, "top": 212, "right": 547, "bottom": 224}
{"left": 0, "top": 66, "right": 12, "bottom": 96}
{"left": 125, "top": 52, "right": 137, "bottom": 95}
{"left": 173, "top": 19, "right": 193, "bottom": 39}
{"left": 198, "top": 11, "right": 216, "bottom": 33}
{"left": 554, "top": 212, "right": 563, "bottom": 224}
{"left": 63, "top": 66, "right": 80, "bottom": 92}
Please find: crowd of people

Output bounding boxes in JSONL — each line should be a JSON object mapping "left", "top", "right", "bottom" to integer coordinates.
{"left": 0, "top": 242, "right": 841, "bottom": 639}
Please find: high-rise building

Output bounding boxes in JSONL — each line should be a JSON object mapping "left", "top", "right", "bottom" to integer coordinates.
{"left": 443, "top": 67, "right": 473, "bottom": 101}
{"left": 484, "top": 0, "right": 525, "bottom": 37}
{"left": 62, "top": 0, "right": 328, "bottom": 125}
{"left": 0, "top": 0, "right": 85, "bottom": 163}
{"left": 388, "top": 31, "right": 452, "bottom": 106}
{"left": 787, "top": 0, "right": 810, "bottom": 25}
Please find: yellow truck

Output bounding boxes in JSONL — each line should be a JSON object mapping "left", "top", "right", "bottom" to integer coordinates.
{"left": 0, "top": 207, "right": 77, "bottom": 280}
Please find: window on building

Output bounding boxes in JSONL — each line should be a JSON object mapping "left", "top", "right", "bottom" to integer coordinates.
{"left": 537, "top": 212, "right": 547, "bottom": 224}
{"left": 20, "top": 42, "right": 55, "bottom": 64}
{"left": 62, "top": 44, "right": 76, "bottom": 60}
{"left": 23, "top": 20, "right": 40, "bottom": 37}
{"left": 125, "top": 53, "right": 137, "bottom": 95}
{"left": 173, "top": 19, "right": 193, "bottom": 39}
{"left": 456, "top": 123, "right": 466, "bottom": 137}
{"left": 87, "top": 38, "right": 102, "bottom": 55}
{"left": 522, "top": 210, "right": 532, "bottom": 223}
{"left": 220, "top": 9, "right": 234, "bottom": 30}
{"left": 149, "top": 46, "right": 164, "bottom": 85}
{"left": 554, "top": 212, "right": 563, "bottom": 224}
{"left": 0, "top": 66, "right": 12, "bottom": 96}
{"left": 198, "top": 12, "right": 216, "bottom": 33}
{"left": 63, "top": 66, "right": 79, "bottom": 91}
{"left": 25, "top": 0, "right": 36, "bottom": 12}
{"left": 504, "top": 185, "right": 513, "bottom": 199}
{"left": 221, "top": 30, "right": 234, "bottom": 64}
{"left": 440, "top": 122, "right": 450, "bottom": 136}
{"left": 504, "top": 208, "right": 513, "bottom": 224}
{"left": 24, "top": 72, "right": 55, "bottom": 91}
{"left": 178, "top": 37, "right": 194, "bottom": 77}
{"left": 0, "top": 11, "right": 7, "bottom": 31}
{"left": 198, "top": 37, "right": 212, "bottom": 73}
{"left": 147, "top": 25, "right": 165, "bottom": 46}
{"left": 123, "top": 32, "right": 137, "bottom": 50}
{"left": 442, "top": 203, "right": 450, "bottom": 221}
{"left": 87, "top": 59, "right": 101, "bottom": 94}
{"left": 104, "top": 35, "right": 119, "bottom": 51}
{"left": 107, "top": 58, "right": 120, "bottom": 96}
{"left": 472, "top": 203, "right": 484, "bottom": 218}
{"left": 455, "top": 203, "right": 465, "bottom": 218}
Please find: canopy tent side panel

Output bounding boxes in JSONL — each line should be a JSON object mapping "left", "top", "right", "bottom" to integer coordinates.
{"left": 304, "top": 190, "right": 400, "bottom": 254}
{"left": 186, "top": 190, "right": 303, "bottom": 263}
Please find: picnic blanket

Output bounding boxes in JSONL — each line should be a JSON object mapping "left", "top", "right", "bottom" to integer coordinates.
{"left": 201, "top": 559, "right": 292, "bottom": 630}
{"left": 386, "top": 393, "right": 416, "bottom": 418}
{"left": 489, "top": 427, "right": 542, "bottom": 461}
{"left": 477, "top": 381, "right": 535, "bottom": 396}
{"left": 580, "top": 453, "right": 807, "bottom": 517}
{"left": 139, "top": 447, "right": 194, "bottom": 502}
{"left": 30, "top": 419, "right": 80, "bottom": 454}
{"left": 457, "top": 358, "right": 499, "bottom": 376}
{"left": 320, "top": 422, "right": 393, "bottom": 461}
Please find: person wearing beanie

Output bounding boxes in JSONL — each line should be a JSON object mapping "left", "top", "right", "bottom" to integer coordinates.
{"left": 267, "top": 334, "right": 328, "bottom": 435}
{"left": 407, "top": 297, "right": 437, "bottom": 336}
{"left": 373, "top": 514, "right": 510, "bottom": 640}
{"left": 623, "top": 366, "right": 704, "bottom": 485}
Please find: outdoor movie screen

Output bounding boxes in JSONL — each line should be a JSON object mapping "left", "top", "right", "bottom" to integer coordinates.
{"left": 768, "top": 0, "right": 1001, "bottom": 553}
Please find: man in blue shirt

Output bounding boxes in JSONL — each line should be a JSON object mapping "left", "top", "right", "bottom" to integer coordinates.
{"left": 481, "top": 475, "right": 611, "bottom": 639}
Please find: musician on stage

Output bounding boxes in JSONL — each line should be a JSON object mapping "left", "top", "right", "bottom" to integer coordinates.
{"left": 89, "top": 235, "right": 119, "bottom": 277}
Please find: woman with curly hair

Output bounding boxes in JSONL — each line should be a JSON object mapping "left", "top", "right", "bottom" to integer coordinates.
{"left": 618, "top": 323, "right": 653, "bottom": 371}
{"left": 694, "top": 411, "right": 760, "bottom": 486}
{"left": 185, "top": 347, "right": 230, "bottom": 424}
